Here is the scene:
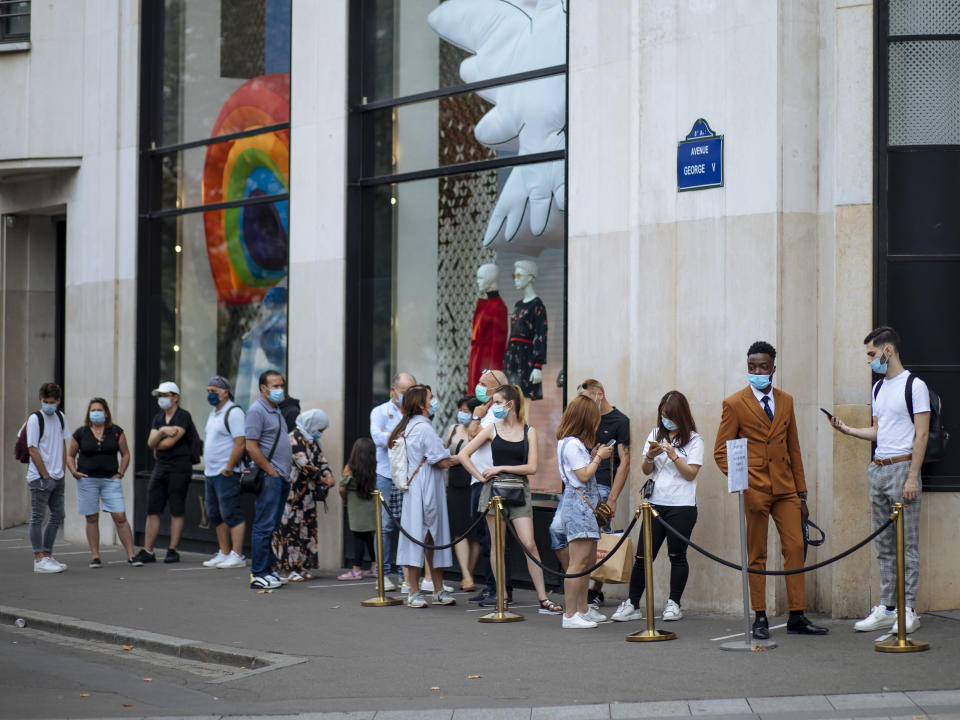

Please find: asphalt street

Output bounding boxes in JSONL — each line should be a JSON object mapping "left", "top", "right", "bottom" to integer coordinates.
{"left": 1, "top": 525, "right": 959, "bottom": 720}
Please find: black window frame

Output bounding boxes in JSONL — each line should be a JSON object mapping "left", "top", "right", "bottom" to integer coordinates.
{"left": 875, "top": 0, "right": 960, "bottom": 491}
{"left": 0, "top": 0, "right": 30, "bottom": 43}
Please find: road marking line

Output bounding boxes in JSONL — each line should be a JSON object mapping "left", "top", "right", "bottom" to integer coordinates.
{"left": 167, "top": 566, "right": 216, "bottom": 572}
{"left": 308, "top": 581, "right": 377, "bottom": 588}
{"left": 52, "top": 549, "right": 120, "bottom": 556}
{"left": 711, "top": 623, "right": 786, "bottom": 641}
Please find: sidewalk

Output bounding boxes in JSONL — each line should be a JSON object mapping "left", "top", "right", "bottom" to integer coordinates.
{"left": 1, "top": 524, "right": 959, "bottom": 719}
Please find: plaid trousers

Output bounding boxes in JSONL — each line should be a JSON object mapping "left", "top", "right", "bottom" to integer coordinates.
{"left": 869, "top": 460, "right": 921, "bottom": 606}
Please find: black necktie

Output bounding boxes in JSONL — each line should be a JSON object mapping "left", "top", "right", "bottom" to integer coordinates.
{"left": 762, "top": 396, "right": 773, "bottom": 421}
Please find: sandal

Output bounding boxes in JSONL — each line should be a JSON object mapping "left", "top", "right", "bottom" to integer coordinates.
{"left": 286, "top": 571, "right": 305, "bottom": 582}
{"left": 460, "top": 584, "right": 477, "bottom": 593}
{"left": 539, "top": 598, "right": 564, "bottom": 615}
{"left": 337, "top": 569, "right": 363, "bottom": 581}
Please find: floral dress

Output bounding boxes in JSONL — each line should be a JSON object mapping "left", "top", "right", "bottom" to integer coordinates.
{"left": 271, "top": 430, "right": 331, "bottom": 575}
{"left": 503, "top": 296, "right": 547, "bottom": 400}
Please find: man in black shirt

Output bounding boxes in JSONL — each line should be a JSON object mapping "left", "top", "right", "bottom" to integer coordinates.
{"left": 134, "top": 381, "right": 195, "bottom": 565}
{"left": 578, "top": 379, "right": 631, "bottom": 607}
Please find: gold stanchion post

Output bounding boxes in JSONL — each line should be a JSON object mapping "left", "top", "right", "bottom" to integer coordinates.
{"left": 362, "top": 490, "right": 403, "bottom": 607}
{"left": 479, "top": 496, "right": 523, "bottom": 623}
{"left": 626, "top": 502, "right": 676, "bottom": 642}
{"left": 876, "top": 503, "right": 928, "bottom": 653}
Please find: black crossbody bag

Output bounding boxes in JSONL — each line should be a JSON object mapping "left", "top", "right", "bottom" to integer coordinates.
{"left": 490, "top": 425, "right": 529, "bottom": 507}
{"left": 239, "top": 423, "right": 281, "bottom": 495}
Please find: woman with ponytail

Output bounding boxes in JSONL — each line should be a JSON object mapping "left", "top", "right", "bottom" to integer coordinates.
{"left": 458, "top": 385, "right": 562, "bottom": 615}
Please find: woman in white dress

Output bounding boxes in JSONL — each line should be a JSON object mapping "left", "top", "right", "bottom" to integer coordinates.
{"left": 389, "top": 385, "right": 460, "bottom": 608}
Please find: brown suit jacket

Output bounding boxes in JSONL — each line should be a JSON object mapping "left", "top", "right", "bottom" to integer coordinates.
{"left": 714, "top": 386, "right": 806, "bottom": 495}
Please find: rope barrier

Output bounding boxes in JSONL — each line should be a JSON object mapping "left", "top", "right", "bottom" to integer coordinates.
{"left": 654, "top": 510, "right": 896, "bottom": 576}
{"left": 379, "top": 495, "right": 489, "bottom": 551}
{"left": 504, "top": 513, "right": 641, "bottom": 579}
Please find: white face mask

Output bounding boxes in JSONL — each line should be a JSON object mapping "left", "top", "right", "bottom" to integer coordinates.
{"left": 157, "top": 397, "right": 172, "bottom": 410}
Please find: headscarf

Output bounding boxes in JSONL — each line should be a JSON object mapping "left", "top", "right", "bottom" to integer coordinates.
{"left": 296, "top": 409, "right": 329, "bottom": 440}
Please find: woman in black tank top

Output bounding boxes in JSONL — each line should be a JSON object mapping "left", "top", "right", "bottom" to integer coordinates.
{"left": 457, "top": 385, "right": 563, "bottom": 615}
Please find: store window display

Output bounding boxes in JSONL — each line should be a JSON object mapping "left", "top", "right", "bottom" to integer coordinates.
{"left": 467, "top": 264, "right": 508, "bottom": 393}
{"left": 504, "top": 261, "right": 548, "bottom": 401}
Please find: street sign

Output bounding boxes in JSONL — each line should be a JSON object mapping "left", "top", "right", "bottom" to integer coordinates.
{"left": 726, "top": 438, "right": 748, "bottom": 493}
{"left": 677, "top": 118, "right": 723, "bottom": 191}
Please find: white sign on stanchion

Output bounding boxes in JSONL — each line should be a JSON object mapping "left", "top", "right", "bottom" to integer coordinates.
{"left": 720, "top": 438, "right": 777, "bottom": 651}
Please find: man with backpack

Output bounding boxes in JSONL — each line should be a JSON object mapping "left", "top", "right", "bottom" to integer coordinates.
{"left": 201, "top": 376, "right": 247, "bottom": 569}
{"left": 831, "top": 326, "right": 930, "bottom": 635}
{"left": 20, "top": 383, "right": 71, "bottom": 573}
{"left": 134, "top": 381, "right": 197, "bottom": 565}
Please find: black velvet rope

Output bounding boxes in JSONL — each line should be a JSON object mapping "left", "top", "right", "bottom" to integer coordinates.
{"left": 379, "top": 495, "right": 489, "bottom": 551}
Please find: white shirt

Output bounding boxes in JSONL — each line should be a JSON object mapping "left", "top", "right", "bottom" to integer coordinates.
{"left": 204, "top": 401, "right": 245, "bottom": 476}
{"left": 370, "top": 399, "right": 403, "bottom": 478}
{"left": 750, "top": 384, "right": 775, "bottom": 417}
{"left": 468, "top": 406, "right": 498, "bottom": 485}
{"left": 646, "top": 429, "right": 704, "bottom": 507}
{"left": 873, "top": 370, "right": 930, "bottom": 458}
{"left": 557, "top": 437, "right": 592, "bottom": 489}
{"left": 25, "top": 411, "right": 70, "bottom": 481}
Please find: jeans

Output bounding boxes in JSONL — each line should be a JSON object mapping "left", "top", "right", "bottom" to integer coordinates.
{"left": 251, "top": 474, "right": 290, "bottom": 576}
{"left": 376, "top": 475, "right": 395, "bottom": 575}
{"left": 29, "top": 476, "right": 65, "bottom": 553}
{"left": 471, "top": 482, "right": 512, "bottom": 593}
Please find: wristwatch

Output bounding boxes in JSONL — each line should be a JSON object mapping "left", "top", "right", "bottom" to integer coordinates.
{"left": 798, "top": 491, "right": 808, "bottom": 500}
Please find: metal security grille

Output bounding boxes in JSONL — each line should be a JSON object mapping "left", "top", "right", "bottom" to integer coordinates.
{"left": 888, "top": 40, "right": 960, "bottom": 146}
{"left": 890, "top": 0, "right": 960, "bottom": 36}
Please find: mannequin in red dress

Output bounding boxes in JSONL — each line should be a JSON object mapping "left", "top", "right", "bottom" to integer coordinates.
{"left": 467, "top": 263, "right": 508, "bottom": 394}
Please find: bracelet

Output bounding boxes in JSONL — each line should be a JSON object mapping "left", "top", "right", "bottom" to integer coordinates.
{"left": 644, "top": 454, "right": 656, "bottom": 462}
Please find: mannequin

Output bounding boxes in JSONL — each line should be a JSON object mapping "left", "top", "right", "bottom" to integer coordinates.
{"left": 467, "top": 264, "right": 508, "bottom": 393}
{"left": 503, "top": 260, "right": 548, "bottom": 400}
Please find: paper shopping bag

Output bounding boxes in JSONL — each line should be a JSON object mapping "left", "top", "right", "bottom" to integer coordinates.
{"left": 590, "top": 531, "right": 634, "bottom": 584}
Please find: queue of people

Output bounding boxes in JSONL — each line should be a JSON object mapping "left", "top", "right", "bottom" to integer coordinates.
{"left": 18, "top": 325, "right": 928, "bottom": 638}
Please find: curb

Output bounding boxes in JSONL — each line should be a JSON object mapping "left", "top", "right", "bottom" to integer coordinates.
{"left": 0, "top": 605, "right": 308, "bottom": 682}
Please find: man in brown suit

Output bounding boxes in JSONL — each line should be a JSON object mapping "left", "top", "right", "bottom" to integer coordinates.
{"left": 714, "top": 341, "right": 828, "bottom": 639}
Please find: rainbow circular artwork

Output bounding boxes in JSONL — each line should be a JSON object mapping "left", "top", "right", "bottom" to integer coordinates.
{"left": 203, "top": 73, "right": 289, "bottom": 305}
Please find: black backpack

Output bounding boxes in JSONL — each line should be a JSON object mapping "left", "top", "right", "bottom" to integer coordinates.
{"left": 15, "top": 411, "right": 64, "bottom": 463}
{"left": 873, "top": 374, "right": 949, "bottom": 463}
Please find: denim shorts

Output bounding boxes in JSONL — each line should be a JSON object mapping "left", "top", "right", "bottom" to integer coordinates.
{"left": 205, "top": 473, "right": 244, "bottom": 527}
{"left": 77, "top": 476, "right": 126, "bottom": 515}
{"left": 549, "top": 493, "right": 568, "bottom": 550}
{"left": 559, "top": 480, "right": 601, "bottom": 542}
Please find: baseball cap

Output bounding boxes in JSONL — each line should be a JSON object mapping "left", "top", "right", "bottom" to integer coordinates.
{"left": 151, "top": 381, "right": 181, "bottom": 396}
{"left": 207, "top": 375, "right": 231, "bottom": 392}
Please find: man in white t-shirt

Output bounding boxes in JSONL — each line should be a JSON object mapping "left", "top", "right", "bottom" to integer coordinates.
{"left": 831, "top": 326, "right": 929, "bottom": 635}
{"left": 23, "top": 382, "right": 71, "bottom": 573}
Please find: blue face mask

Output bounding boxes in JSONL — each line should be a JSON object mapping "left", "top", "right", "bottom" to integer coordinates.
{"left": 41, "top": 403, "right": 58, "bottom": 415}
{"left": 395, "top": 392, "right": 404, "bottom": 407}
{"left": 89, "top": 410, "right": 106, "bottom": 425}
{"left": 661, "top": 416, "right": 678, "bottom": 431}
{"left": 457, "top": 411, "right": 471, "bottom": 425}
{"left": 492, "top": 404, "right": 509, "bottom": 420}
{"left": 474, "top": 384, "right": 488, "bottom": 403}
{"left": 870, "top": 352, "right": 888, "bottom": 375}
{"left": 207, "top": 391, "right": 221, "bottom": 406}
{"left": 748, "top": 373, "right": 772, "bottom": 391}
{"left": 428, "top": 397, "right": 439, "bottom": 416}
{"left": 268, "top": 388, "right": 284, "bottom": 403}
{"left": 311, "top": 432, "right": 323, "bottom": 441}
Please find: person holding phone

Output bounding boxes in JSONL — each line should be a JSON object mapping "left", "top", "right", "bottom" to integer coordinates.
{"left": 611, "top": 391, "right": 701, "bottom": 623}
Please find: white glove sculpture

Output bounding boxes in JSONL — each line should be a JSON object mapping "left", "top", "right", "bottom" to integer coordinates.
{"left": 428, "top": 0, "right": 567, "bottom": 249}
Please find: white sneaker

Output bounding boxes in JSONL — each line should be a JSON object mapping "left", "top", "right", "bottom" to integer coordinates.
{"left": 49, "top": 557, "right": 67, "bottom": 570}
{"left": 382, "top": 576, "right": 397, "bottom": 592}
{"left": 584, "top": 607, "right": 607, "bottom": 623}
{"left": 889, "top": 607, "right": 921, "bottom": 634}
{"left": 611, "top": 599, "right": 643, "bottom": 622}
{"left": 420, "top": 579, "right": 453, "bottom": 593}
{"left": 216, "top": 551, "right": 246, "bottom": 569}
{"left": 400, "top": 581, "right": 411, "bottom": 594}
{"left": 662, "top": 599, "right": 683, "bottom": 621}
{"left": 562, "top": 612, "right": 598, "bottom": 629}
{"left": 268, "top": 573, "right": 288, "bottom": 586}
{"left": 204, "top": 551, "right": 229, "bottom": 568}
{"left": 250, "top": 574, "right": 282, "bottom": 589}
{"left": 408, "top": 591, "right": 428, "bottom": 608}
{"left": 854, "top": 604, "right": 896, "bottom": 631}
{"left": 432, "top": 589, "right": 456, "bottom": 606}
{"left": 33, "top": 557, "right": 64, "bottom": 574}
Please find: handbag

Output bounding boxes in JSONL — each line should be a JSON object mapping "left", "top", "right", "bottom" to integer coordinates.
{"left": 239, "top": 423, "right": 281, "bottom": 495}
{"left": 490, "top": 426, "right": 529, "bottom": 507}
{"left": 573, "top": 485, "right": 614, "bottom": 529}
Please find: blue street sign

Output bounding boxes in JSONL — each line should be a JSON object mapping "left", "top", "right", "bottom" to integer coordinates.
{"left": 677, "top": 118, "right": 723, "bottom": 191}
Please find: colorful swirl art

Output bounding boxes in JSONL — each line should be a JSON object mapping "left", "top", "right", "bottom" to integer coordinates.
{"left": 203, "top": 74, "right": 290, "bottom": 305}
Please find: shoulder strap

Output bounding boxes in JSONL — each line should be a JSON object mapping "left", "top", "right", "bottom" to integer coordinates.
{"left": 34, "top": 411, "right": 44, "bottom": 439}
{"left": 905, "top": 373, "right": 915, "bottom": 422}
{"left": 873, "top": 379, "right": 883, "bottom": 400}
{"left": 572, "top": 484, "right": 596, "bottom": 513}
{"left": 55, "top": 411, "right": 64, "bottom": 430}
{"left": 523, "top": 424, "right": 529, "bottom": 463}
{"left": 264, "top": 417, "right": 283, "bottom": 462}
{"left": 224, "top": 404, "right": 239, "bottom": 434}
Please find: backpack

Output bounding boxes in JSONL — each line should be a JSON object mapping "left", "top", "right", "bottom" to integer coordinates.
{"left": 873, "top": 374, "right": 950, "bottom": 463}
{"left": 15, "top": 411, "right": 64, "bottom": 464}
{"left": 388, "top": 431, "right": 426, "bottom": 492}
{"left": 188, "top": 419, "right": 204, "bottom": 465}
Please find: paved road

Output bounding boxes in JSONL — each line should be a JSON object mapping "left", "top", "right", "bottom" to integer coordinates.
{"left": 1, "top": 526, "right": 958, "bottom": 719}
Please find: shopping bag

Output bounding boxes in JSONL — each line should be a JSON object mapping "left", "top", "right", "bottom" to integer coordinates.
{"left": 590, "top": 531, "right": 633, "bottom": 584}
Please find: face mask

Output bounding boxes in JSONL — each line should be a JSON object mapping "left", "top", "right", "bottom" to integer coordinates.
{"left": 457, "top": 411, "right": 471, "bottom": 425}
{"left": 474, "top": 384, "right": 488, "bottom": 403}
{"left": 41, "top": 403, "right": 58, "bottom": 415}
{"left": 870, "top": 351, "right": 888, "bottom": 375}
{"left": 207, "top": 391, "right": 221, "bottom": 406}
{"left": 268, "top": 388, "right": 284, "bottom": 403}
{"left": 661, "top": 416, "right": 678, "bottom": 431}
{"left": 428, "top": 397, "right": 439, "bottom": 416}
{"left": 311, "top": 432, "right": 323, "bottom": 441}
{"left": 492, "top": 404, "right": 509, "bottom": 420}
{"left": 157, "top": 397, "right": 172, "bottom": 410}
{"left": 89, "top": 410, "right": 106, "bottom": 425}
{"left": 748, "top": 373, "right": 772, "bottom": 391}
{"left": 394, "top": 392, "right": 403, "bottom": 407}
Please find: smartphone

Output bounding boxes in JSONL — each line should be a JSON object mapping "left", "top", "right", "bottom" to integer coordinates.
{"left": 605, "top": 439, "right": 617, "bottom": 447}
{"left": 819, "top": 407, "right": 834, "bottom": 421}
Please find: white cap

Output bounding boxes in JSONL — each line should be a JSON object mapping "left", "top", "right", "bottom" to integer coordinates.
{"left": 151, "top": 381, "right": 181, "bottom": 396}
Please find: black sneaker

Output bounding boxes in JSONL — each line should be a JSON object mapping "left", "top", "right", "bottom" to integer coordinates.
{"left": 469, "top": 589, "right": 492, "bottom": 603}
{"left": 587, "top": 589, "right": 605, "bottom": 606}
{"left": 163, "top": 548, "right": 180, "bottom": 564}
{"left": 127, "top": 556, "right": 144, "bottom": 567}
{"left": 134, "top": 549, "right": 156, "bottom": 564}
{"left": 89, "top": 557, "right": 102, "bottom": 569}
